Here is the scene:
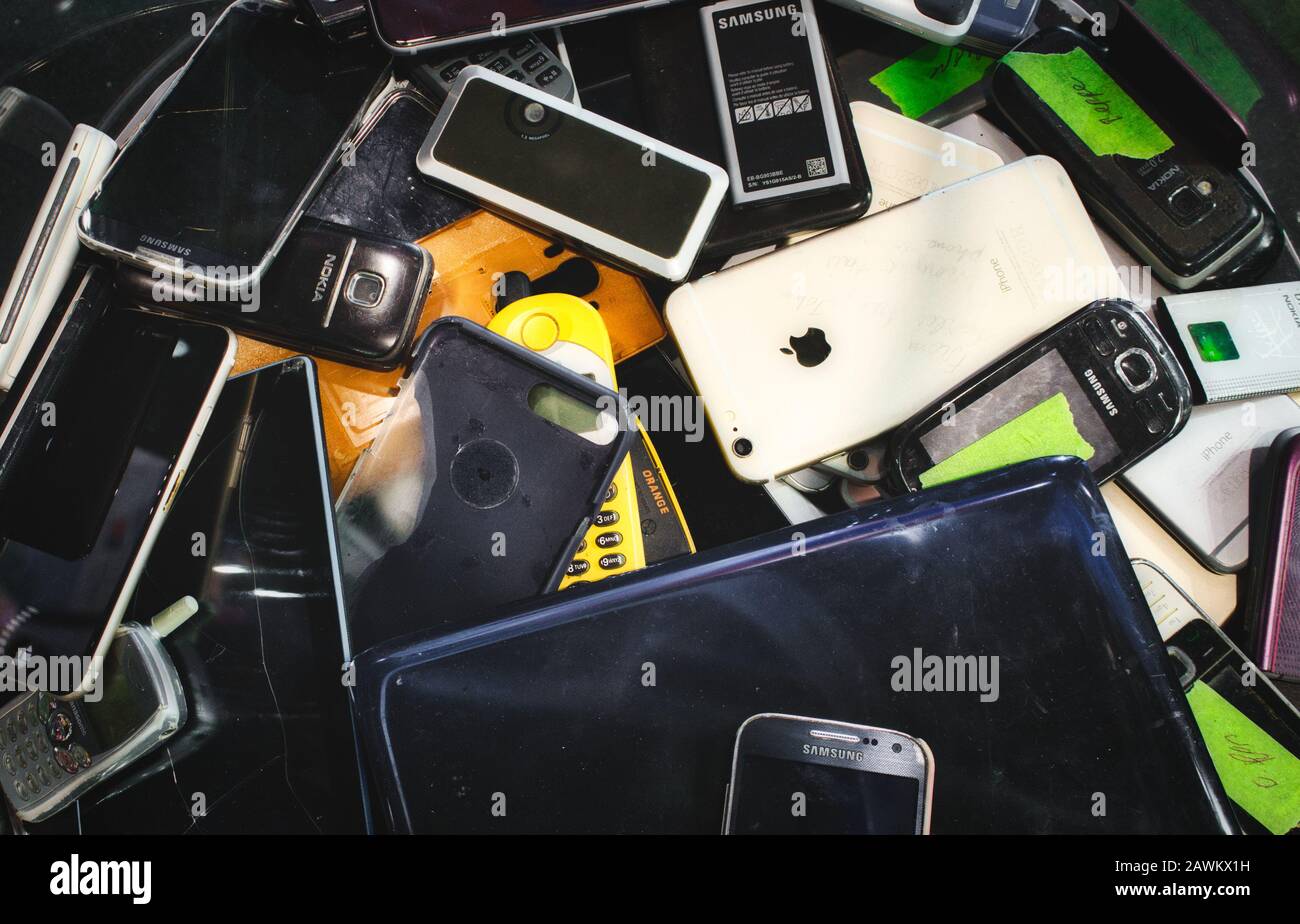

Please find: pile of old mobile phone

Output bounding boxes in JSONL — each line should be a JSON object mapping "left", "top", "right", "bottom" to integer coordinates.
{"left": 560, "top": 0, "right": 871, "bottom": 265}
{"left": 986, "top": 7, "right": 1281, "bottom": 291}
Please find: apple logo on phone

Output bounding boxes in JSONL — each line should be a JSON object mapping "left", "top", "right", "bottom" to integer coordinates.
{"left": 781, "top": 328, "right": 831, "bottom": 368}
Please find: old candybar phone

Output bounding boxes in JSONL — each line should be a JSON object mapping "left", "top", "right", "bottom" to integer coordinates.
{"left": 1245, "top": 428, "right": 1300, "bottom": 682}
{"left": 0, "top": 600, "right": 195, "bottom": 823}
{"left": 78, "top": 0, "right": 391, "bottom": 293}
{"left": 885, "top": 301, "right": 1191, "bottom": 493}
{"left": 1165, "top": 617, "right": 1300, "bottom": 835}
{"left": 723, "top": 713, "right": 934, "bottom": 834}
{"left": 117, "top": 219, "right": 431, "bottom": 371}
{"left": 988, "top": 25, "right": 1277, "bottom": 291}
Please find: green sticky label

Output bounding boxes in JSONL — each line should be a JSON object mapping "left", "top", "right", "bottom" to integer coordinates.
{"left": 869, "top": 44, "right": 994, "bottom": 120}
{"left": 1131, "top": 0, "right": 1262, "bottom": 120}
{"left": 1002, "top": 48, "right": 1174, "bottom": 160}
{"left": 1188, "top": 321, "right": 1240, "bottom": 363}
{"left": 918, "top": 393, "right": 1095, "bottom": 489}
{"left": 1186, "top": 680, "right": 1300, "bottom": 835}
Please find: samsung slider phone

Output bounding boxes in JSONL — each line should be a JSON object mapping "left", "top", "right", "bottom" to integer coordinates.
{"left": 116, "top": 218, "right": 432, "bottom": 371}
{"left": 0, "top": 598, "right": 196, "bottom": 823}
{"left": 723, "top": 713, "right": 934, "bottom": 834}
{"left": 78, "top": 0, "right": 390, "bottom": 293}
{"left": 825, "top": 0, "right": 982, "bottom": 44}
{"left": 417, "top": 66, "right": 729, "bottom": 282}
{"left": 886, "top": 300, "right": 1191, "bottom": 492}
{"left": 369, "top": 0, "right": 681, "bottom": 53}
{"left": 0, "top": 124, "right": 115, "bottom": 392}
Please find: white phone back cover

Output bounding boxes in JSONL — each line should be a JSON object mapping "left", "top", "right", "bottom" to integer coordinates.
{"left": 666, "top": 155, "right": 1121, "bottom": 481}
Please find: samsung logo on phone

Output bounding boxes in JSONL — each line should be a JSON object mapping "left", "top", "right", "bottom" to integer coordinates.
{"left": 715, "top": 3, "right": 798, "bottom": 29}
{"left": 802, "top": 744, "right": 865, "bottom": 761}
{"left": 138, "top": 234, "right": 191, "bottom": 257}
{"left": 1083, "top": 368, "right": 1119, "bottom": 417}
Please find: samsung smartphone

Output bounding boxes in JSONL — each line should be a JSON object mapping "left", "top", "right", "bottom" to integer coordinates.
{"left": 78, "top": 0, "right": 390, "bottom": 293}
{"left": 0, "top": 124, "right": 115, "bottom": 392}
{"left": 723, "top": 714, "right": 934, "bottom": 834}
{"left": 116, "top": 218, "right": 431, "bottom": 370}
{"left": 1165, "top": 617, "right": 1300, "bottom": 835}
{"left": 1245, "top": 428, "right": 1300, "bottom": 682}
{"left": 0, "top": 608, "right": 192, "bottom": 823}
{"left": 0, "top": 311, "right": 235, "bottom": 694}
{"left": 824, "top": 0, "right": 981, "bottom": 44}
{"left": 885, "top": 301, "right": 1191, "bottom": 493}
{"left": 1121, "top": 395, "right": 1300, "bottom": 573}
{"left": 369, "top": 0, "right": 679, "bottom": 53}
{"left": 417, "top": 66, "right": 729, "bottom": 282}
{"left": 989, "top": 28, "right": 1273, "bottom": 291}
{"left": 666, "top": 156, "right": 1120, "bottom": 483}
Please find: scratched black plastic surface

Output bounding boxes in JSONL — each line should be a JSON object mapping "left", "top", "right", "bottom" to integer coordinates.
{"left": 42, "top": 359, "right": 367, "bottom": 834}
{"left": 336, "top": 317, "right": 635, "bottom": 653}
{"left": 353, "top": 457, "right": 1237, "bottom": 834}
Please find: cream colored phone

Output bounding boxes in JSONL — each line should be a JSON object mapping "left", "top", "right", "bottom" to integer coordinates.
{"left": 666, "top": 156, "right": 1121, "bottom": 483}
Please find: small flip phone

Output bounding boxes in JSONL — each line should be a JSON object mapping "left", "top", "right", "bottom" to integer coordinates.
{"left": 0, "top": 598, "right": 195, "bottom": 823}
{"left": 117, "top": 218, "right": 431, "bottom": 370}
{"left": 1245, "top": 428, "right": 1300, "bottom": 682}
{"left": 885, "top": 300, "right": 1191, "bottom": 493}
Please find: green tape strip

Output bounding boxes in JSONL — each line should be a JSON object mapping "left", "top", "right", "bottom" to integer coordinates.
{"left": 1186, "top": 680, "right": 1300, "bottom": 835}
{"left": 1131, "top": 0, "right": 1262, "bottom": 119}
{"left": 1002, "top": 48, "right": 1174, "bottom": 160}
{"left": 869, "top": 44, "right": 994, "bottom": 120}
{"left": 919, "top": 393, "right": 1095, "bottom": 489}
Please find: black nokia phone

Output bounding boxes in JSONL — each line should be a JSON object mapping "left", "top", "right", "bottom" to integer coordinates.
{"left": 117, "top": 219, "right": 432, "bottom": 371}
{"left": 886, "top": 300, "right": 1192, "bottom": 493}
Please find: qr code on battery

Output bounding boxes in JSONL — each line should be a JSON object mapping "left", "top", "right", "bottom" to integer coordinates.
{"left": 806, "top": 157, "right": 828, "bottom": 177}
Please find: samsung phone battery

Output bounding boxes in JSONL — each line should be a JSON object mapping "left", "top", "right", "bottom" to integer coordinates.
{"left": 701, "top": 0, "right": 848, "bottom": 206}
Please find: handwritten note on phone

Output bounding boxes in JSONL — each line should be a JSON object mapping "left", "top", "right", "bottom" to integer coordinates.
{"left": 1001, "top": 48, "right": 1174, "bottom": 160}
{"left": 1185, "top": 680, "right": 1300, "bottom": 835}
{"left": 870, "top": 44, "right": 994, "bottom": 120}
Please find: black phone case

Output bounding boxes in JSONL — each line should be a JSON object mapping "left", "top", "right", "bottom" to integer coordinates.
{"left": 116, "top": 218, "right": 431, "bottom": 371}
{"left": 336, "top": 317, "right": 636, "bottom": 652}
{"left": 884, "top": 299, "right": 1192, "bottom": 493}
{"left": 564, "top": 2, "right": 871, "bottom": 266}
{"left": 307, "top": 88, "right": 477, "bottom": 242}
{"left": 1244, "top": 427, "right": 1300, "bottom": 682}
{"left": 986, "top": 18, "right": 1281, "bottom": 291}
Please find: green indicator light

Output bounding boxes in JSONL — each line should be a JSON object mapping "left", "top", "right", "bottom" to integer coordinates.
{"left": 1189, "top": 321, "right": 1240, "bottom": 363}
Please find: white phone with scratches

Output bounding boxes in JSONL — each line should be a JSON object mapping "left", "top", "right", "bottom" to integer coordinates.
{"left": 666, "top": 155, "right": 1121, "bottom": 483}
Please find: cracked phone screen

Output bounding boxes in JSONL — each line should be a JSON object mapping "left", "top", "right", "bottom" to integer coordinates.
{"left": 44, "top": 358, "right": 367, "bottom": 834}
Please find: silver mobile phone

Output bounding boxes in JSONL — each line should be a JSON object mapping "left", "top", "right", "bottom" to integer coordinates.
{"left": 0, "top": 601, "right": 194, "bottom": 823}
{"left": 723, "top": 713, "right": 934, "bottom": 834}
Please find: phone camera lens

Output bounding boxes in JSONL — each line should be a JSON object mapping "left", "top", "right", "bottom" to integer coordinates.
{"left": 507, "top": 97, "right": 561, "bottom": 140}
{"left": 847, "top": 449, "right": 869, "bottom": 471}
{"left": 733, "top": 438, "right": 753, "bottom": 457}
{"left": 891, "top": 743, "right": 902, "bottom": 754}
{"left": 523, "top": 102, "right": 547, "bottom": 125}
